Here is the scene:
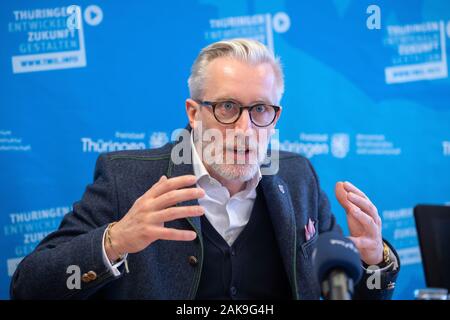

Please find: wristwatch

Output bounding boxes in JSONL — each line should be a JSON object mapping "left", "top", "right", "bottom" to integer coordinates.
{"left": 382, "top": 241, "right": 392, "bottom": 266}
{"left": 362, "top": 241, "right": 393, "bottom": 269}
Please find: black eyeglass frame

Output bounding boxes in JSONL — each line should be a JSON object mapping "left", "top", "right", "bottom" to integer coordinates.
{"left": 194, "top": 99, "right": 281, "bottom": 127}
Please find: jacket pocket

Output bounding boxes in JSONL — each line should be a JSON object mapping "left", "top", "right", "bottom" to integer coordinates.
{"left": 300, "top": 231, "right": 319, "bottom": 259}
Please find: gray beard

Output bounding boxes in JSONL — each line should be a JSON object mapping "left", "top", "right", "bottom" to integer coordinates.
{"left": 193, "top": 126, "right": 268, "bottom": 182}
{"left": 208, "top": 161, "right": 259, "bottom": 182}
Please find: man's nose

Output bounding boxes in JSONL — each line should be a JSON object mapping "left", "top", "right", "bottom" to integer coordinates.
{"left": 234, "top": 109, "right": 253, "bottom": 131}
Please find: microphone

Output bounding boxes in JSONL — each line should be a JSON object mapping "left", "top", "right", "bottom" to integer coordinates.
{"left": 312, "top": 231, "right": 363, "bottom": 300}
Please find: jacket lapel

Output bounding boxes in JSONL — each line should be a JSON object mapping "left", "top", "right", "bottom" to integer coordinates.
{"left": 261, "top": 174, "right": 299, "bottom": 299}
{"left": 166, "top": 141, "right": 202, "bottom": 233}
{"left": 161, "top": 142, "right": 203, "bottom": 299}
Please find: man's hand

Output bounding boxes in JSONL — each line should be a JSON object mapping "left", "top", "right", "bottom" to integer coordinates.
{"left": 105, "top": 175, "right": 205, "bottom": 261}
{"left": 335, "top": 181, "right": 383, "bottom": 266}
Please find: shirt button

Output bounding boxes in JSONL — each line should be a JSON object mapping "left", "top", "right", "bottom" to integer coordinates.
{"left": 188, "top": 255, "right": 198, "bottom": 266}
{"left": 230, "top": 286, "right": 237, "bottom": 296}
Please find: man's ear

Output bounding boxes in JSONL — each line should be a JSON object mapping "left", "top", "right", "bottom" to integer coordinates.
{"left": 186, "top": 98, "right": 200, "bottom": 129}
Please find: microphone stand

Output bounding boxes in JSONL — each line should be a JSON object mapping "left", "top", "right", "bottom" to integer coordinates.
{"left": 321, "top": 269, "right": 355, "bottom": 300}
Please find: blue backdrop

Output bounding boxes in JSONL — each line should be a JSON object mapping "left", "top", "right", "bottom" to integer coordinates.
{"left": 1, "top": 0, "right": 449, "bottom": 299}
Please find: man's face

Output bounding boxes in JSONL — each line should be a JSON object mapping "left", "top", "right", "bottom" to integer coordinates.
{"left": 187, "top": 57, "right": 282, "bottom": 182}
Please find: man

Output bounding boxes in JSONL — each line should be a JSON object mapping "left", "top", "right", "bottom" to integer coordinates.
{"left": 10, "top": 39, "right": 399, "bottom": 300}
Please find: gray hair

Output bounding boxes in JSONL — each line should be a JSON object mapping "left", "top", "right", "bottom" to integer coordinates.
{"left": 188, "top": 38, "right": 284, "bottom": 104}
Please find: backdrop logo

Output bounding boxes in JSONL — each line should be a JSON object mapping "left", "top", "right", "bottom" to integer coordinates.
{"left": 8, "top": 4, "right": 103, "bottom": 74}
{"left": 383, "top": 20, "right": 448, "bottom": 84}
{"left": 279, "top": 133, "right": 349, "bottom": 159}
{"left": 279, "top": 133, "right": 402, "bottom": 158}
{"left": 331, "top": 133, "right": 350, "bottom": 159}
{"left": 81, "top": 131, "right": 170, "bottom": 153}
{"left": 204, "top": 12, "right": 290, "bottom": 52}
{"left": 149, "top": 132, "right": 169, "bottom": 148}
{"left": 4, "top": 205, "right": 71, "bottom": 276}
{"left": 81, "top": 137, "right": 146, "bottom": 153}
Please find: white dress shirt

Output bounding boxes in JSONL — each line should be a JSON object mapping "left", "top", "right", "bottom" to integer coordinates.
{"left": 102, "top": 133, "right": 262, "bottom": 274}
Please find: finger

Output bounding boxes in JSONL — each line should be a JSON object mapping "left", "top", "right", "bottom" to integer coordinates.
{"left": 149, "top": 175, "right": 167, "bottom": 191}
{"left": 336, "top": 182, "right": 361, "bottom": 215}
{"left": 152, "top": 205, "right": 204, "bottom": 223}
{"left": 152, "top": 187, "right": 205, "bottom": 210}
{"left": 347, "top": 192, "right": 381, "bottom": 226}
{"left": 335, "top": 181, "right": 352, "bottom": 212}
{"left": 349, "top": 207, "right": 378, "bottom": 236}
{"left": 146, "top": 175, "right": 198, "bottom": 199}
{"left": 140, "top": 175, "right": 167, "bottom": 200}
{"left": 159, "top": 175, "right": 168, "bottom": 184}
{"left": 343, "top": 181, "right": 367, "bottom": 199}
{"left": 156, "top": 227, "right": 198, "bottom": 241}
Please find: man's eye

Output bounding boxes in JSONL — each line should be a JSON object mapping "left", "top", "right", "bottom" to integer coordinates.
{"left": 222, "top": 102, "right": 236, "bottom": 110}
{"left": 254, "top": 105, "right": 266, "bottom": 113}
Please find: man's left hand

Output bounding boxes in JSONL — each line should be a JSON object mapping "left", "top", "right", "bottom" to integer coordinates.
{"left": 335, "top": 181, "right": 383, "bottom": 266}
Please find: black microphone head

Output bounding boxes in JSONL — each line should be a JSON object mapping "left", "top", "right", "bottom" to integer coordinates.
{"left": 312, "top": 231, "right": 363, "bottom": 285}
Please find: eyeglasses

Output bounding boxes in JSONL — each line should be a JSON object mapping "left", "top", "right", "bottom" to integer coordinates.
{"left": 195, "top": 99, "right": 281, "bottom": 127}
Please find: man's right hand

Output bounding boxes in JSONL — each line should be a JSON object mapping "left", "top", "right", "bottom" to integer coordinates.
{"left": 105, "top": 175, "right": 205, "bottom": 262}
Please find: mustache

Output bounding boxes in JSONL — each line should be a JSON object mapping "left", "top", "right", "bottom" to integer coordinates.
{"left": 197, "top": 131, "right": 270, "bottom": 153}
{"left": 225, "top": 137, "right": 259, "bottom": 152}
